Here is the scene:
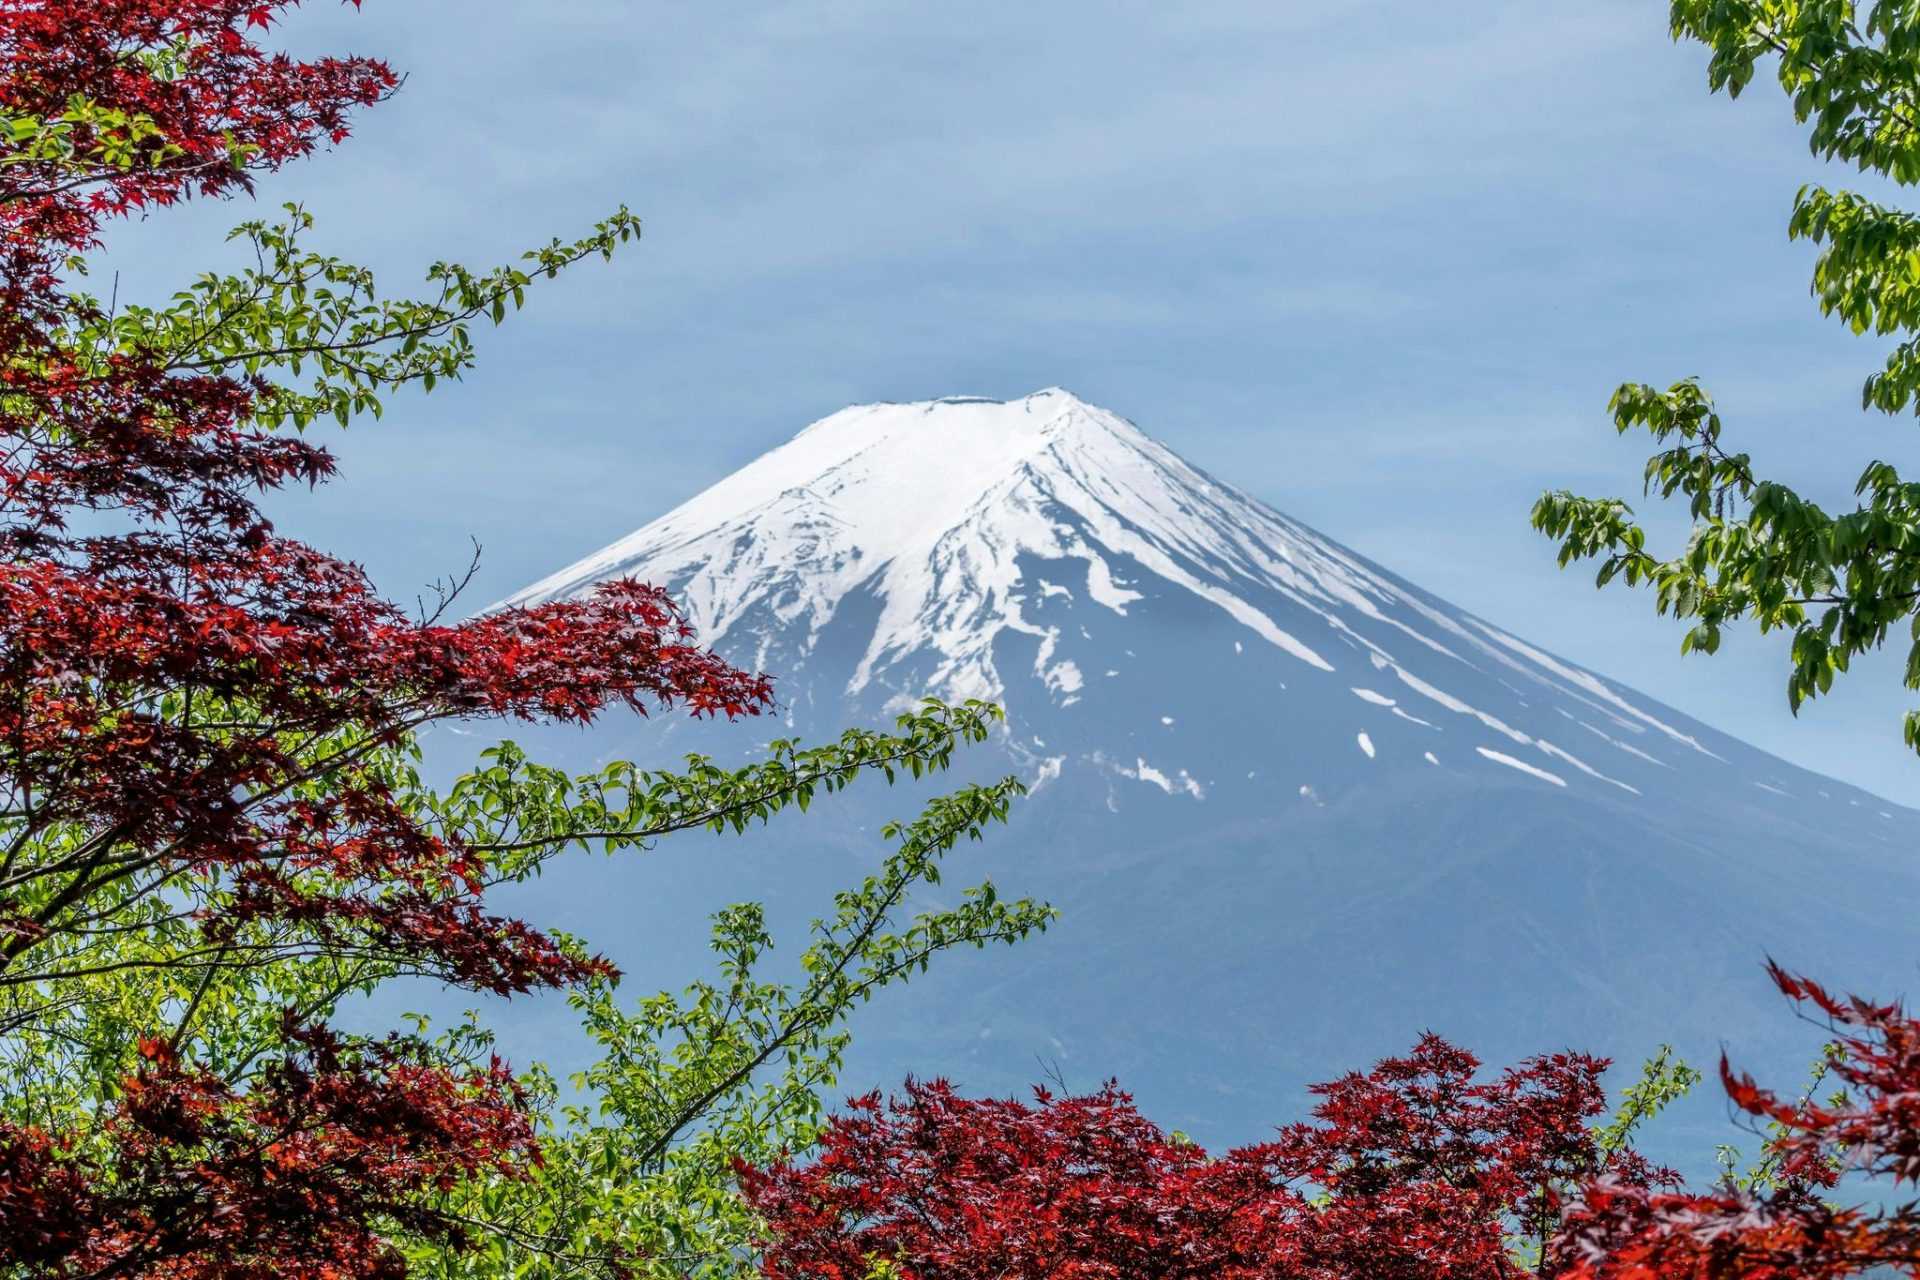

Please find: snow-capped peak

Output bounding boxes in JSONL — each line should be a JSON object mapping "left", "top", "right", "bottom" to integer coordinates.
{"left": 507, "top": 389, "right": 1322, "bottom": 698}
{"left": 504, "top": 389, "right": 1720, "bottom": 775}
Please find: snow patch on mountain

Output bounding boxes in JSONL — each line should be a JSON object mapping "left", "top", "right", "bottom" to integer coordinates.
{"left": 1478, "top": 748, "right": 1567, "bottom": 787}
{"left": 1106, "top": 753, "right": 1205, "bottom": 800}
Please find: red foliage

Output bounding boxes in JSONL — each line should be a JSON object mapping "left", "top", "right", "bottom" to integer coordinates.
{"left": 748, "top": 976, "right": 1920, "bottom": 1280}
{"left": 1251, "top": 1035, "right": 1671, "bottom": 1278}
{"left": 1552, "top": 964, "right": 1920, "bottom": 1280}
{"left": 0, "top": 0, "right": 770, "bottom": 995}
{"left": 738, "top": 1037, "right": 1664, "bottom": 1280}
{"left": 0, "top": 1023, "right": 538, "bottom": 1279}
{"left": 739, "top": 1079, "right": 1229, "bottom": 1279}
{"left": 0, "top": 2, "right": 770, "bottom": 1275}
{"left": 0, "top": 0, "right": 396, "bottom": 237}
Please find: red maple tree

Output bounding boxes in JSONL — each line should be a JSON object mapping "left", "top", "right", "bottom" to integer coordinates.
{"left": 1553, "top": 964, "right": 1920, "bottom": 1280}
{"left": 3, "top": 1022, "right": 541, "bottom": 1280}
{"left": 745, "top": 970, "right": 1920, "bottom": 1280}
{"left": 738, "top": 1037, "right": 1672, "bottom": 1279}
{"left": 0, "top": 2, "right": 769, "bottom": 1275}
{"left": 0, "top": 0, "right": 767, "bottom": 996}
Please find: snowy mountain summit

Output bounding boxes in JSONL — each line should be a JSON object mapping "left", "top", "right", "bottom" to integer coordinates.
{"left": 507, "top": 389, "right": 1920, "bottom": 1163}
{"left": 512, "top": 389, "right": 1810, "bottom": 813}
{"left": 514, "top": 387, "right": 1284, "bottom": 704}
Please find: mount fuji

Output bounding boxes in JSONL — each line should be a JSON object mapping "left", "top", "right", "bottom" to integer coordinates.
{"left": 497, "top": 388, "right": 1920, "bottom": 1164}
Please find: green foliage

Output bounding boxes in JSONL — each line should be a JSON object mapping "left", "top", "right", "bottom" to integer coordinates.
{"left": 0, "top": 97, "right": 188, "bottom": 178}
{"left": 1535, "top": 3, "right": 1920, "bottom": 754}
{"left": 53, "top": 202, "right": 641, "bottom": 433}
{"left": 411, "top": 769, "right": 1051, "bottom": 1279}
{"left": 438, "top": 698, "right": 1010, "bottom": 870}
{"left": 1595, "top": 1045, "right": 1702, "bottom": 1157}
{"left": 1673, "top": 2, "right": 1920, "bottom": 179}
{"left": 2, "top": 699, "right": 1048, "bottom": 1277}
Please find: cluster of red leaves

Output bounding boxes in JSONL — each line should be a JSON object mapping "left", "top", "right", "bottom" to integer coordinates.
{"left": 0, "top": 0, "right": 770, "bottom": 994}
{"left": 1252, "top": 1035, "right": 1673, "bottom": 1278}
{"left": 737, "top": 1036, "right": 1670, "bottom": 1280}
{"left": 748, "top": 974, "right": 1920, "bottom": 1280}
{"left": 0, "top": 0, "right": 397, "bottom": 239}
{"left": 1552, "top": 963, "right": 1920, "bottom": 1280}
{"left": 0, "top": 3, "right": 770, "bottom": 1276}
{"left": 0, "top": 1021, "right": 537, "bottom": 1280}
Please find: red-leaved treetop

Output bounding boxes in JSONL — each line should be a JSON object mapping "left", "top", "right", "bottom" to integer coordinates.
{"left": 0, "top": 0, "right": 769, "bottom": 1004}
{"left": 2, "top": 1021, "right": 540, "bottom": 1280}
{"left": 0, "top": 2, "right": 772, "bottom": 1275}
{"left": 1553, "top": 963, "right": 1920, "bottom": 1280}
{"left": 738, "top": 1036, "right": 1673, "bottom": 1280}
{"left": 745, "top": 972, "right": 1920, "bottom": 1280}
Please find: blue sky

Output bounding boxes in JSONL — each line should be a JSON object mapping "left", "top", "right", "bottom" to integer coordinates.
{"left": 100, "top": 0, "right": 1920, "bottom": 804}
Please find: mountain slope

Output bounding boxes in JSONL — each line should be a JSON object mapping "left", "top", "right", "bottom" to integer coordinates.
{"left": 497, "top": 389, "right": 1920, "bottom": 1164}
